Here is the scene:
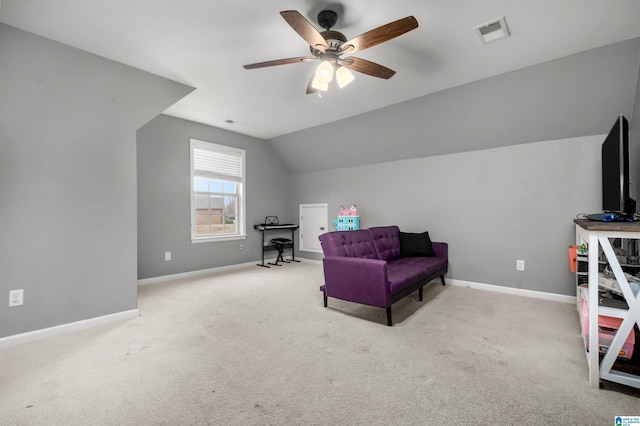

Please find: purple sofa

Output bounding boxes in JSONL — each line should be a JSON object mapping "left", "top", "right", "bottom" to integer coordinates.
{"left": 319, "top": 225, "right": 448, "bottom": 326}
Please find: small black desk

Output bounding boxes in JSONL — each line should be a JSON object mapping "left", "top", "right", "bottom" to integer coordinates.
{"left": 253, "top": 223, "right": 299, "bottom": 268}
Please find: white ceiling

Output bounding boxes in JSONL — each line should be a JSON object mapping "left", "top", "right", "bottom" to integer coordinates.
{"left": 2, "top": 0, "right": 640, "bottom": 140}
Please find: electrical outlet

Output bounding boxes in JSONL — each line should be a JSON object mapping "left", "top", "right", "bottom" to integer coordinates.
{"left": 239, "top": 243, "right": 243, "bottom": 251}
{"left": 516, "top": 260, "right": 525, "bottom": 271}
{"left": 165, "top": 251, "right": 172, "bottom": 261}
{"left": 9, "top": 289, "right": 24, "bottom": 307}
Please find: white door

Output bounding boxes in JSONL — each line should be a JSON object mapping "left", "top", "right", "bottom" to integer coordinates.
{"left": 299, "top": 203, "right": 328, "bottom": 253}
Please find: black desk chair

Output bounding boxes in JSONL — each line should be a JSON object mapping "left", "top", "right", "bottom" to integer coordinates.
{"left": 269, "top": 238, "right": 291, "bottom": 266}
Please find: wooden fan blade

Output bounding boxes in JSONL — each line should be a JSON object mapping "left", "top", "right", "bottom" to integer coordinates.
{"left": 340, "top": 16, "right": 418, "bottom": 54}
{"left": 280, "top": 10, "right": 328, "bottom": 52}
{"left": 340, "top": 57, "right": 396, "bottom": 79}
{"left": 243, "top": 56, "right": 316, "bottom": 69}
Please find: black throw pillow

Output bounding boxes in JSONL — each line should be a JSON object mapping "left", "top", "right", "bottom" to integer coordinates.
{"left": 399, "top": 231, "right": 435, "bottom": 257}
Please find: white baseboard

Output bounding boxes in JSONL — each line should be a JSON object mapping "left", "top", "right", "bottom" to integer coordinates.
{"left": 0, "top": 309, "right": 139, "bottom": 349}
{"left": 138, "top": 258, "right": 322, "bottom": 286}
{"left": 448, "top": 279, "right": 575, "bottom": 304}
{"left": 1, "top": 268, "right": 571, "bottom": 349}
{"left": 137, "top": 261, "right": 260, "bottom": 286}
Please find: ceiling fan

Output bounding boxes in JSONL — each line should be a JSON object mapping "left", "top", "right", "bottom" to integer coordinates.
{"left": 243, "top": 10, "right": 419, "bottom": 94}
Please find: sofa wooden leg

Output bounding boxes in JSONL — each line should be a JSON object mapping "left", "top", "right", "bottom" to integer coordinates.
{"left": 323, "top": 291, "right": 328, "bottom": 307}
{"left": 418, "top": 286, "right": 423, "bottom": 301}
{"left": 386, "top": 307, "right": 393, "bottom": 326}
{"left": 440, "top": 275, "right": 446, "bottom": 286}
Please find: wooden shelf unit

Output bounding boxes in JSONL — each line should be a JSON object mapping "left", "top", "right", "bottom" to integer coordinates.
{"left": 574, "top": 219, "right": 640, "bottom": 389}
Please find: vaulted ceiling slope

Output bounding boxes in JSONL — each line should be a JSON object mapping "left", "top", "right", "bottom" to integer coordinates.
{"left": 269, "top": 38, "right": 640, "bottom": 174}
{"left": 1, "top": 1, "right": 640, "bottom": 141}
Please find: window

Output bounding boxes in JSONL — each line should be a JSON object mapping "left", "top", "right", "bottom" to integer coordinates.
{"left": 190, "top": 139, "right": 245, "bottom": 242}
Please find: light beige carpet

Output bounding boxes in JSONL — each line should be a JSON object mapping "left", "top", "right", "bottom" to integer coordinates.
{"left": 1, "top": 261, "right": 638, "bottom": 425}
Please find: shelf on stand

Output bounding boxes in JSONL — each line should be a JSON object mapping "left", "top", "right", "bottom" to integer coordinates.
{"left": 574, "top": 219, "right": 640, "bottom": 390}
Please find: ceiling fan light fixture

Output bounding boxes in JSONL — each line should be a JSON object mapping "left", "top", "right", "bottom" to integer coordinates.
{"left": 311, "top": 78, "right": 328, "bottom": 92}
{"left": 244, "top": 10, "right": 419, "bottom": 94}
{"left": 315, "top": 60, "right": 334, "bottom": 84}
{"left": 336, "top": 66, "right": 355, "bottom": 88}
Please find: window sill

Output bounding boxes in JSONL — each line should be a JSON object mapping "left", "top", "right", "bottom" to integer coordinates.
{"left": 191, "top": 234, "right": 247, "bottom": 244}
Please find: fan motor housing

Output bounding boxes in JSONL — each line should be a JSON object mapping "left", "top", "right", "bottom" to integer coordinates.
{"left": 317, "top": 10, "right": 338, "bottom": 30}
{"left": 321, "top": 30, "right": 347, "bottom": 44}
{"left": 310, "top": 30, "right": 347, "bottom": 56}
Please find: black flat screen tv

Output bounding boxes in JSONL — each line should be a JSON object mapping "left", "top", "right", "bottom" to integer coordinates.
{"left": 602, "top": 115, "right": 635, "bottom": 215}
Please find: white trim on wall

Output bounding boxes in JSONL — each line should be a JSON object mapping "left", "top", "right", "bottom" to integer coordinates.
{"left": 137, "top": 261, "right": 260, "bottom": 286}
{"left": 140, "top": 261, "right": 573, "bottom": 305}
{"left": 0, "top": 263, "right": 571, "bottom": 349}
{"left": 138, "top": 258, "right": 322, "bottom": 286}
{"left": 0, "top": 309, "right": 140, "bottom": 349}
{"left": 448, "top": 279, "right": 575, "bottom": 304}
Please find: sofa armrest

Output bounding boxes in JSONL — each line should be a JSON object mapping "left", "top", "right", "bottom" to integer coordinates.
{"left": 432, "top": 242, "right": 448, "bottom": 259}
{"left": 322, "top": 256, "right": 391, "bottom": 308}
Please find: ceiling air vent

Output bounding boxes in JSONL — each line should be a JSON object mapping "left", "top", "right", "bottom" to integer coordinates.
{"left": 474, "top": 16, "right": 510, "bottom": 44}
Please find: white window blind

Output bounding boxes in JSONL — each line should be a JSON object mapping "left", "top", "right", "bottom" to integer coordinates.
{"left": 192, "top": 142, "right": 243, "bottom": 182}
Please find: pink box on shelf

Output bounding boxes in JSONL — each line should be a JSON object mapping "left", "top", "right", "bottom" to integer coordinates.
{"left": 581, "top": 295, "right": 635, "bottom": 360}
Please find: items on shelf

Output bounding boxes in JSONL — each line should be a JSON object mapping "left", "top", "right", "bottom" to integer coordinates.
{"left": 573, "top": 240, "right": 640, "bottom": 296}
{"left": 568, "top": 244, "right": 588, "bottom": 272}
{"left": 599, "top": 269, "right": 640, "bottom": 297}
{"left": 581, "top": 293, "right": 635, "bottom": 360}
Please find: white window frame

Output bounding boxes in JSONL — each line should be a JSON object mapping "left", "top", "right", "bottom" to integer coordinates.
{"left": 190, "top": 139, "right": 246, "bottom": 243}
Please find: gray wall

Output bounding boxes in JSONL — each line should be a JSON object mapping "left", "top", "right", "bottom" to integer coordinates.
{"left": 282, "top": 38, "right": 640, "bottom": 297}
{"left": 292, "top": 135, "right": 602, "bottom": 296}
{"left": 270, "top": 38, "right": 640, "bottom": 175}
{"left": 0, "top": 24, "right": 192, "bottom": 338}
{"left": 137, "top": 114, "right": 292, "bottom": 279}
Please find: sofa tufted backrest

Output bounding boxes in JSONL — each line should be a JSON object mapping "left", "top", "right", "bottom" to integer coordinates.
{"left": 368, "top": 226, "right": 401, "bottom": 261}
{"left": 318, "top": 229, "right": 379, "bottom": 259}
